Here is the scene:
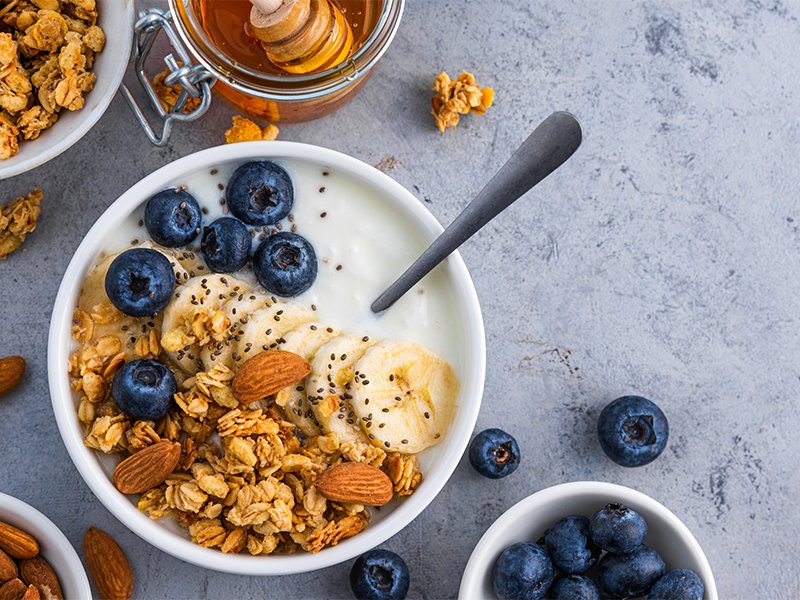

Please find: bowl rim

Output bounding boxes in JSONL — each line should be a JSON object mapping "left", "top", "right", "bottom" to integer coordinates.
{"left": 0, "top": 492, "right": 93, "bottom": 599}
{"left": 458, "top": 481, "right": 718, "bottom": 600}
{"left": 47, "top": 141, "right": 486, "bottom": 575}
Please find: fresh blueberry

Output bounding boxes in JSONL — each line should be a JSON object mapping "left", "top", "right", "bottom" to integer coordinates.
{"left": 548, "top": 575, "right": 602, "bottom": 600}
{"left": 104, "top": 248, "right": 175, "bottom": 317}
{"left": 144, "top": 188, "right": 202, "bottom": 247}
{"left": 597, "top": 395, "right": 669, "bottom": 467}
{"left": 597, "top": 544, "right": 666, "bottom": 598}
{"left": 648, "top": 569, "right": 704, "bottom": 600}
{"left": 253, "top": 232, "right": 317, "bottom": 297}
{"left": 200, "top": 217, "right": 250, "bottom": 273}
{"left": 492, "top": 542, "right": 553, "bottom": 600}
{"left": 543, "top": 515, "right": 600, "bottom": 574}
{"left": 111, "top": 359, "right": 177, "bottom": 420}
{"left": 468, "top": 428, "right": 520, "bottom": 479}
{"left": 226, "top": 160, "right": 293, "bottom": 225}
{"left": 589, "top": 503, "right": 647, "bottom": 554}
{"left": 349, "top": 549, "right": 410, "bottom": 600}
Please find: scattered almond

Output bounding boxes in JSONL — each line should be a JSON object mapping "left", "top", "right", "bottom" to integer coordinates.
{"left": 112, "top": 441, "right": 181, "bottom": 495}
{"left": 0, "top": 578, "right": 26, "bottom": 600}
{"left": 0, "top": 357, "right": 25, "bottom": 398}
{"left": 313, "top": 462, "right": 394, "bottom": 506}
{"left": 0, "top": 549, "right": 17, "bottom": 584}
{"left": 18, "top": 557, "right": 61, "bottom": 600}
{"left": 20, "top": 585, "right": 38, "bottom": 600}
{"left": 83, "top": 528, "right": 132, "bottom": 600}
{"left": 232, "top": 350, "right": 311, "bottom": 404}
{"left": 0, "top": 523, "right": 37, "bottom": 560}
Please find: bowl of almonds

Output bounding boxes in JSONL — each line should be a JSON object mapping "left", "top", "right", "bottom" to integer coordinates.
{"left": 0, "top": 493, "right": 91, "bottom": 599}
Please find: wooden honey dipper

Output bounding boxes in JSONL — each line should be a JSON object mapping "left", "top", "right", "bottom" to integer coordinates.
{"left": 249, "top": 0, "right": 354, "bottom": 74}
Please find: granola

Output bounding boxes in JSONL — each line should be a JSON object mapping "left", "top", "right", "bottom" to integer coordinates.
{"left": 0, "top": 187, "right": 41, "bottom": 259}
{"left": 431, "top": 70, "right": 494, "bottom": 132}
{"left": 153, "top": 63, "right": 201, "bottom": 114}
{"left": 224, "top": 115, "right": 279, "bottom": 144}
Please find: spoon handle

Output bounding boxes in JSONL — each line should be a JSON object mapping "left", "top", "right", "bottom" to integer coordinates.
{"left": 371, "top": 111, "right": 583, "bottom": 313}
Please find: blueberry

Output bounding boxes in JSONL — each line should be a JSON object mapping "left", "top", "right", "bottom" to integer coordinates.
{"left": 597, "top": 544, "right": 666, "bottom": 598}
{"left": 144, "top": 188, "right": 202, "bottom": 247}
{"left": 468, "top": 428, "right": 520, "bottom": 479}
{"left": 648, "top": 569, "right": 704, "bottom": 600}
{"left": 543, "top": 515, "right": 599, "bottom": 574}
{"left": 227, "top": 160, "right": 293, "bottom": 225}
{"left": 111, "top": 359, "right": 177, "bottom": 420}
{"left": 104, "top": 248, "right": 174, "bottom": 317}
{"left": 597, "top": 395, "right": 669, "bottom": 467}
{"left": 349, "top": 549, "right": 410, "bottom": 600}
{"left": 589, "top": 503, "right": 647, "bottom": 554}
{"left": 548, "top": 575, "right": 601, "bottom": 600}
{"left": 200, "top": 217, "right": 251, "bottom": 273}
{"left": 253, "top": 232, "right": 317, "bottom": 297}
{"left": 492, "top": 542, "right": 553, "bottom": 600}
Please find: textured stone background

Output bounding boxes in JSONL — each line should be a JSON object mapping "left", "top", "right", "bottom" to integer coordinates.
{"left": 1, "top": 0, "right": 798, "bottom": 598}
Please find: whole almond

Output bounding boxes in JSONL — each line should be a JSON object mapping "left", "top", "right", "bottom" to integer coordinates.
{"left": 112, "top": 441, "right": 181, "bottom": 495}
{"left": 83, "top": 528, "right": 132, "bottom": 600}
{"left": 20, "top": 585, "right": 38, "bottom": 600}
{"left": 18, "top": 557, "right": 61, "bottom": 600}
{"left": 0, "top": 523, "right": 38, "bottom": 560}
{"left": 0, "top": 549, "right": 17, "bottom": 584}
{"left": 0, "top": 357, "right": 24, "bottom": 398}
{"left": 313, "top": 462, "right": 394, "bottom": 506}
{"left": 0, "top": 578, "right": 26, "bottom": 600}
{"left": 232, "top": 350, "right": 311, "bottom": 403}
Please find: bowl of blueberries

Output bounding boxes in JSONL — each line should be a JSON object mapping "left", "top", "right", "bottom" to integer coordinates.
{"left": 458, "top": 481, "right": 717, "bottom": 600}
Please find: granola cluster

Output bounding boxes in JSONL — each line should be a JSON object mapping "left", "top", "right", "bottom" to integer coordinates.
{"left": 224, "top": 115, "right": 279, "bottom": 144}
{"left": 0, "top": 0, "right": 104, "bottom": 158}
{"left": 152, "top": 62, "right": 201, "bottom": 115}
{"left": 431, "top": 70, "right": 494, "bottom": 132}
{"left": 0, "top": 187, "right": 40, "bottom": 259}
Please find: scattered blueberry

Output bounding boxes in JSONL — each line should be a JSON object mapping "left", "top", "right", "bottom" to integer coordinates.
{"left": 468, "top": 428, "right": 520, "bottom": 479}
{"left": 144, "top": 188, "right": 202, "bottom": 247}
{"left": 548, "top": 575, "right": 602, "bottom": 600}
{"left": 227, "top": 160, "right": 293, "bottom": 225}
{"left": 104, "top": 248, "right": 175, "bottom": 317}
{"left": 111, "top": 359, "right": 177, "bottom": 420}
{"left": 492, "top": 542, "right": 553, "bottom": 600}
{"left": 349, "top": 549, "right": 410, "bottom": 600}
{"left": 544, "top": 515, "right": 599, "bottom": 574}
{"left": 597, "top": 544, "right": 666, "bottom": 598}
{"left": 200, "top": 217, "right": 251, "bottom": 273}
{"left": 589, "top": 503, "right": 647, "bottom": 554}
{"left": 597, "top": 395, "right": 669, "bottom": 467}
{"left": 253, "top": 231, "right": 317, "bottom": 297}
{"left": 648, "top": 569, "right": 704, "bottom": 600}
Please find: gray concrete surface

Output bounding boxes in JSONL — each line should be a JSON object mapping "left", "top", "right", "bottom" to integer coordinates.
{"left": 1, "top": 0, "right": 798, "bottom": 597}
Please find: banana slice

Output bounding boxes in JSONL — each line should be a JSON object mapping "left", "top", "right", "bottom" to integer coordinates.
{"left": 274, "top": 322, "right": 342, "bottom": 436}
{"left": 350, "top": 340, "right": 459, "bottom": 454}
{"left": 307, "top": 333, "right": 379, "bottom": 445}
{"left": 232, "top": 302, "right": 316, "bottom": 370}
{"left": 160, "top": 274, "right": 251, "bottom": 374}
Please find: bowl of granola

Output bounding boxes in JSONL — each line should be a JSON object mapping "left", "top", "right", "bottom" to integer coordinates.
{"left": 48, "top": 141, "right": 486, "bottom": 574}
{"left": 0, "top": 0, "right": 134, "bottom": 179}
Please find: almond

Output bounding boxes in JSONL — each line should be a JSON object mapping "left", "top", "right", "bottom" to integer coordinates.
{"left": 0, "top": 523, "right": 38, "bottom": 560}
{"left": 83, "top": 528, "right": 133, "bottom": 600}
{"left": 18, "top": 557, "right": 61, "bottom": 600}
{"left": 0, "top": 357, "right": 24, "bottom": 399}
{"left": 0, "top": 549, "right": 17, "bottom": 584}
{"left": 112, "top": 441, "right": 181, "bottom": 495}
{"left": 313, "top": 462, "right": 394, "bottom": 506}
{"left": 20, "top": 585, "right": 38, "bottom": 600}
{"left": 232, "top": 350, "right": 311, "bottom": 403}
{"left": 0, "top": 578, "right": 26, "bottom": 600}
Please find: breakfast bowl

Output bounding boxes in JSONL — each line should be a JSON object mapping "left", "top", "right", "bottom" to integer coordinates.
{"left": 48, "top": 141, "right": 485, "bottom": 575}
{"left": 0, "top": 493, "right": 92, "bottom": 599}
{"left": 459, "top": 482, "right": 717, "bottom": 600}
{"left": 0, "top": 0, "right": 134, "bottom": 179}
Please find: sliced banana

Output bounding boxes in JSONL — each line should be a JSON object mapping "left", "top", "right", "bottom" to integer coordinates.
{"left": 274, "top": 322, "right": 342, "bottom": 436}
{"left": 307, "top": 333, "right": 379, "bottom": 445}
{"left": 232, "top": 302, "right": 316, "bottom": 370}
{"left": 350, "top": 340, "right": 459, "bottom": 454}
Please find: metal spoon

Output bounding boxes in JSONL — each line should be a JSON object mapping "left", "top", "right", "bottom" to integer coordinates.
{"left": 371, "top": 111, "right": 583, "bottom": 313}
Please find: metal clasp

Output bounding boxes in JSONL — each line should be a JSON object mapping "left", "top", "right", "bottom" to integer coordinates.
{"left": 119, "top": 8, "right": 216, "bottom": 147}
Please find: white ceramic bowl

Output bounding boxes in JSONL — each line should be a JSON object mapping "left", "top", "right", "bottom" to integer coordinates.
{"left": 48, "top": 141, "right": 486, "bottom": 575}
{"left": 459, "top": 482, "right": 717, "bottom": 600}
{"left": 0, "top": 493, "right": 92, "bottom": 599}
{"left": 0, "top": 0, "right": 134, "bottom": 179}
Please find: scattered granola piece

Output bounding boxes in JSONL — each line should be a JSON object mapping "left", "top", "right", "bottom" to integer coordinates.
{"left": 0, "top": 188, "right": 41, "bottom": 259}
{"left": 225, "top": 115, "right": 279, "bottom": 144}
{"left": 153, "top": 63, "right": 201, "bottom": 114}
{"left": 431, "top": 70, "right": 494, "bottom": 132}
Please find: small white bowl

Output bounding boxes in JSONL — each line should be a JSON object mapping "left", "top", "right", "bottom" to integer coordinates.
{"left": 0, "top": 0, "right": 134, "bottom": 178}
{"left": 48, "top": 141, "right": 486, "bottom": 575}
{"left": 0, "top": 493, "right": 92, "bottom": 599}
{"left": 459, "top": 482, "right": 717, "bottom": 600}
